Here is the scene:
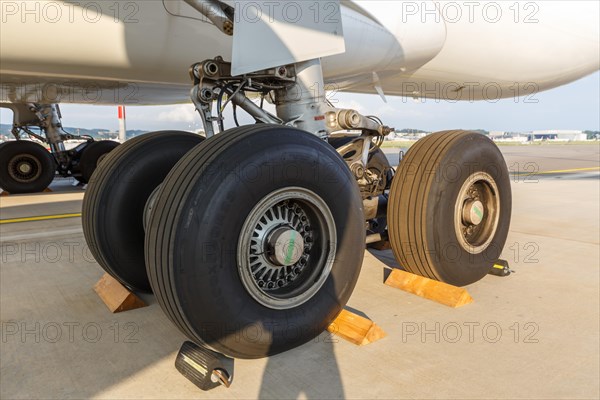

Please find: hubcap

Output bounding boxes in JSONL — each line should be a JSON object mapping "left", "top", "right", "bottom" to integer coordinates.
{"left": 237, "top": 187, "right": 336, "bottom": 310}
{"left": 8, "top": 154, "right": 42, "bottom": 183}
{"left": 19, "top": 163, "right": 32, "bottom": 174}
{"left": 454, "top": 172, "right": 500, "bottom": 254}
{"left": 463, "top": 199, "right": 484, "bottom": 226}
{"left": 267, "top": 227, "right": 305, "bottom": 266}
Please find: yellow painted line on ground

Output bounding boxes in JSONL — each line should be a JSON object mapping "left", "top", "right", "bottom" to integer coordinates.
{"left": 539, "top": 166, "right": 600, "bottom": 174}
{"left": 0, "top": 213, "right": 82, "bottom": 224}
{"left": 2, "top": 167, "right": 598, "bottom": 223}
{"left": 513, "top": 166, "right": 600, "bottom": 175}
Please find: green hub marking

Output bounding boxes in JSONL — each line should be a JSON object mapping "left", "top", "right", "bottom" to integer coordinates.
{"left": 284, "top": 231, "right": 297, "bottom": 265}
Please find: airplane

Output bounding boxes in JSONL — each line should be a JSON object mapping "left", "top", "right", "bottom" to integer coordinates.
{"left": 0, "top": 0, "right": 598, "bottom": 362}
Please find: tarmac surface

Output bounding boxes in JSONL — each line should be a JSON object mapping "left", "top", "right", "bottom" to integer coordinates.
{"left": 1, "top": 144, "right": 599, "bottom": 399}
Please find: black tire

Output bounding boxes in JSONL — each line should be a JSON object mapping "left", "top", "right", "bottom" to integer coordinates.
{"left": 388, "top": 131, "right": 511, "bottom": 286}
{"left": 79, "top": 140, "right": 120, "bottom": 184}
{"left": 146, "top": 125, "right": 365, "bottom": 359}
{"left": 0, "top": 140, "right": 56, "bottom": 193}
{"left": 82, "top": 131, "right": 204, "bottom": 292}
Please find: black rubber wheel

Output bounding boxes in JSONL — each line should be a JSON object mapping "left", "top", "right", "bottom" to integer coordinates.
{"left": 146, "top": 125, "right": 365, "bottom": 359}
{"left": 388, "top": 130, "right": 511, "bottom": 286}
{"left": 0, "top": 140, "right": 56, "bottom": 194}
{"left": 78, "top": 140, "right": 120, "bottom": 184}
{"left": 82, "top": 131, "right": 204, "bottom": 292}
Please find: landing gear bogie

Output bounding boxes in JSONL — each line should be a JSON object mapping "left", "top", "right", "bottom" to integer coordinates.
{"left": 0, "top": 103, "right": 120, "bottom": 192}
{"left": 77, "top": 51, "right": 513, "bottom": 363}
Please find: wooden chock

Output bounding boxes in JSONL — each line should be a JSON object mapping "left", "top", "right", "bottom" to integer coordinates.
{"left": 94, "top": 273, "right": 147, "bottom": 313}
{"left": 0, "top": 187, "right": 52, "bottom": 196}
{"left": 385, "top": 268, "right": 473, "bottom": 308}
{"left": 368, "top": 240, "right": 391, "bottom": 251}
{"left": 327, "top": 309, "right": 386, "bottom": 346}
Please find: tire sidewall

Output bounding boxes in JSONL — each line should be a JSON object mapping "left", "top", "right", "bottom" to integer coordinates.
{"left": 80, "top": 140, "right": 120, "bottom": 183}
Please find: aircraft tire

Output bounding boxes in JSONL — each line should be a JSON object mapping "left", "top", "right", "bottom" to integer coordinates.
{"left": 145, "top": 125, "right": 365, "bottom": 358}
{"left": 78, "top": 140, "right": 120, "bottom": 184}
{"left": 388, "top": 130, "right": 512, "bottom": 286}
{"left": 82, "top": 131, "right": 204, "bottom": 292}
{"left": 0, "top": 140, "right": 56, "bottom": 194}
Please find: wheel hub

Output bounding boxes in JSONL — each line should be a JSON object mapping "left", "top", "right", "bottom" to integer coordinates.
{"left": 245, "top": 197, "right": 315, "bottom": 292}
{"left": 454, "top": 172, "right": 500, "bottom": 254}
{"left": 267, "top": 227, "right": 305, "bottom": 266}
{"left": 8, "top": 154, "right": 42, "bottom": 183}
{"left": 238, "top": 187, "right": 336, "bottom": 309}
{"left": 18, "top": 163, "right": 32, "bottom": 174}
{"left": 462, "top": 199, "right": 484, "bottom": 226}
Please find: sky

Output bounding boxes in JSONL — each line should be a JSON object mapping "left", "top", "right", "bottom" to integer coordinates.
{"left": 1, "top": 71, "right": 599, "bottom": 134}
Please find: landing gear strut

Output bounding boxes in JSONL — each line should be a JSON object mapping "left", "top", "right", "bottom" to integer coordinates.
{"left": 0, "top": 103, "right": 119, "bottom": 193}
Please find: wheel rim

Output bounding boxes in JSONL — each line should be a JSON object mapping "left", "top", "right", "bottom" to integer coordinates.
{"left": 237, "top": 187, "right": 337, "bottom": 310}
{"left": 454, "top": 172, "right": 500, "bottom": 254}
{"left": 8, "top": 154, "right": 42, "bottom": 183}
{"left": 143, "top": 184, "right": 162, "bottom": 231}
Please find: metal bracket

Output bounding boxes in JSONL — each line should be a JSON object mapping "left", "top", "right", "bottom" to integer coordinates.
{"left": 336, "top": 136, "right": 372, "bottom": 179}
{"left": 190, "top": 57, "right": 287, "bottom": 136}
{"left": 191, "top": 84, "right": 218, "bottom": 138}
{"left": 189, "top": 57, "right": 393, "bottom": 141}
{"left": 325, "top": 109, "right": 393, "bottom": 136}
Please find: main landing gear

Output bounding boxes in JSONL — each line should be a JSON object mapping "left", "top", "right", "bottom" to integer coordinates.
{"left": 0, "top": 103, "right": 119, "bottom": 193}
{"left": 82, "top": 56, "right": 512, "bottom": 359}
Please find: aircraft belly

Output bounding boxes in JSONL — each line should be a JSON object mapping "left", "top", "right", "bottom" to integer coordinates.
{"left": 0, "top": 1, "right": 445, "bottom": 104}
{"left": 350, "top": 1, "right": 600, "bottom": 100}
{"left": 0, "top": 1, "right": 597, "bottom": 104}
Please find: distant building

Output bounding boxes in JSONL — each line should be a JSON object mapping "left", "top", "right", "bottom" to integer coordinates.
{"left": 387, "top": 130, "right": 429, "bottom": 141}
{"left": 531, "top": 130, "right": 587, "bottom": 141}
{"left": 489, "top": 131, "right": 528, "bottom": 143}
